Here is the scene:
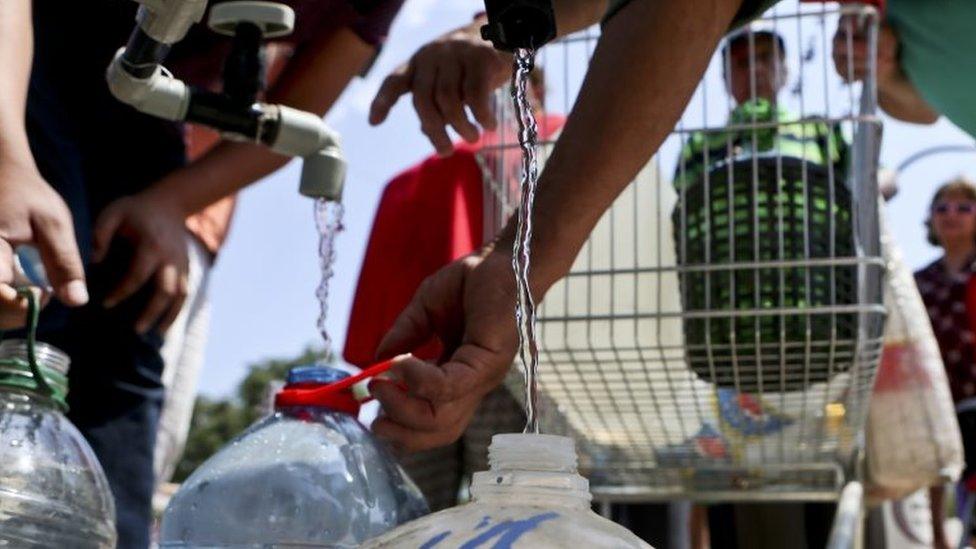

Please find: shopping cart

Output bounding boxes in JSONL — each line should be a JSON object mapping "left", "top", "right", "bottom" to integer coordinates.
{"left": 478, "top": 2, "right": 885, "bottom": 546}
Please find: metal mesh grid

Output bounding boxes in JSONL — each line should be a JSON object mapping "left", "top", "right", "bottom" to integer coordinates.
{"left": 477, "top": 3, "right": 885, "bottom": 502}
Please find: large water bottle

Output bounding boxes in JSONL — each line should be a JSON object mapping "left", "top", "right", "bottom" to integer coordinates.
{"left": 160, "top": 364, "right": 428, "bottom": 547}
{"left": 362, "top": 433, "right": 652, "bottom": 548}
{"left": 0, "top": 292, "right": 116, "bottom": 548}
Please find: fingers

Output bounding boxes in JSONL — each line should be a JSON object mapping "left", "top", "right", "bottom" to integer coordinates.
{"left": 375, "top": 282, "right": 435, "bottom": 360}
{"left": 157, "top": 273, "right": 188, "bottom": 333}
{"left": 92, "top": 204, "right": 124, "bottom": 264}
{"left": 104, "top": 247, "right": 158, "bottom": 308}
{"left": 31, "top": 204, "right": 87, "bottom": 306}
{"left": 463, "top": 55, "right": 498, "bottom": 131}
{"left": 435, "top": 57, "right": 480, "bottom": 144}
{"left": 369, "top": 378, "right": 436, "bottom": 430}
{"left": 372, "top": 416, "right": 464, "bottom": 454}
{"left": 134, "top": 264, "right": 186, "bottom": 334}
{"left": 0, "top": 284, "right": 43, "bottom": 330}
{"left": 412, "top": 60, "right": 454, "bottom": 156}
{"left": 369, "top": 67, "right": 412, "bottom": 126}
{"left": 0, "top": 239, "right": 14, "bottom": 288}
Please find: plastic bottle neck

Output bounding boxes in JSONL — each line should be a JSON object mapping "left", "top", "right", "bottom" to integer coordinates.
{"left": 469, "top": 434, "right": 592, "bottom": 509}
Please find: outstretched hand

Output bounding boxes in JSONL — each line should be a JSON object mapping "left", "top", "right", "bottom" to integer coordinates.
{"left": 0, "top": 158, "right": 86, "bottom": 329}
{"left": 370, "top": 247, "right": 520, "bottom": 453}
{"left": 369, "top": 21, "right": 512, "bottom": 157}
{"left": 93, "top": 189, "right": 189, "bottom": 334}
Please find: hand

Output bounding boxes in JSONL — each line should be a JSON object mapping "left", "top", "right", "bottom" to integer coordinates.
{"left": 93, "top": 188, "right": 189, "bottom": 334}
{"left": 369, "top": 247, "right": 520, "bottom": 453}
{"left": 832, "top": 15, "right": 898, "bottom": 85}
{"left": 369, "top": 21, "right": 512, "bottom": 157}
{"left": 0, "top": 158, "right": 86, "bottom": 329}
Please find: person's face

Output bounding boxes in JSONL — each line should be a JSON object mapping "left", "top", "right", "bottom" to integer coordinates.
{"left": 725, "top": 36, "right": 788, "bottom": 105}
{"left": 931, "top": 191, "right": 976, "bottom": 246}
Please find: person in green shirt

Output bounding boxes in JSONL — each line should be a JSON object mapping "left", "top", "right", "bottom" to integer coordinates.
{"left": 675, "top": 23, "right": 848, "bottom": 188}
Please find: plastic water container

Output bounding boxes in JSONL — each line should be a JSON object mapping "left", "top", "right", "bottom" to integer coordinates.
{"left": 160, "top": 364, "right": 428, "bottom": 547}
{"left": 362, "top": 433, "right": 652, "bottom": 548}
{"left": 0, "top": 337, "right": 116, "bottom": 548}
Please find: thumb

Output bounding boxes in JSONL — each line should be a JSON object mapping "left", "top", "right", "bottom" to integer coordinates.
{"left": 32, "top": 209, "right": 87, "bottom": 307}
{"left": 369, "top": 68, "right": 412, "bottom": 126}
{"left": 92, "top": 205, "right": 124, "bottom": 264}
{"left": 375, "top": 295, "right": 433, "bottom": 361}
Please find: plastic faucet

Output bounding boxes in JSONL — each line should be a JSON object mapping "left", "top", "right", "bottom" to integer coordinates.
{"left": 106, "top": 0, "right": 344, "bottom": 200}
{"left": 480, "top": 0, "right": 556, "bottom": 52}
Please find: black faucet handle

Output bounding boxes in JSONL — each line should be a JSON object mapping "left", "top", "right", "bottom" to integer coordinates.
{"left": 480, "top": 0, "right": 556, "bottom": 52}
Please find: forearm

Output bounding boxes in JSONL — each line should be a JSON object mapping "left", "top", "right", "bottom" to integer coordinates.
{"left": 147, "top": 142, "right": 289, "bottom": 214}
{"left": 878, "top": 69, "right": 939, "bottom": 124}
{"left": 146, "top": 28, "right": 373, "bottom": 214}
{"left": 0, "top": 0, "right": 33, "bottom": 161}
{"left": 469, "top": 1, "right": 607, "bottom": 41}
{"left": 554, "top": 0, "right": 608, "bottom": 36}
{"left": 499, "top": 0, "right": 742, "bottom": 292}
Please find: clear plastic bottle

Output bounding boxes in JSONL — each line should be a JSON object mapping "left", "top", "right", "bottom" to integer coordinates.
{"left": 362, "top": 433, "right": 652, "bottom": 548}
{"left": 0, "top": 339, "right": 117, "bottom": 548}
{"left": 160, "top": 364, "right": 428, "bottom": 548}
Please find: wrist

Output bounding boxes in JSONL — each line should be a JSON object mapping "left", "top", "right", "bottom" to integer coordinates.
{"left": 0, "top": 140, "right": 37, "bottom": 172}
{"left": 141, "top": 176, "right": 195, "bottom": 218}
{"left": 493, "top": 210, "right": 581, "bottom": 300}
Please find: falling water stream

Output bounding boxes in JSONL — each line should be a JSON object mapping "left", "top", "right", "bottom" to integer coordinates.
{"left": 512, "top": 48, "right": 542, "bottom": 434}
{"left": 314, "top": 198, "right": 345, "bottom": 351}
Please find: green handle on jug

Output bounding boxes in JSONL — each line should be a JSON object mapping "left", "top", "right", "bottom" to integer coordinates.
{"left": 0, "top": 288, "right": 56, "bottom": 402}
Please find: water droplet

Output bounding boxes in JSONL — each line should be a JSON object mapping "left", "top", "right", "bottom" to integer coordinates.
{"left": 9, "top": 439, "right": 21, "bottom": 447}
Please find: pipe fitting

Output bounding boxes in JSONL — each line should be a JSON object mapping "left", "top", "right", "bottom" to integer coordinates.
{"left": 106, "top": 49, "right": 190, "bottom": 121}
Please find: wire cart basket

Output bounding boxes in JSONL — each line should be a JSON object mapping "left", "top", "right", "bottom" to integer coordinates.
{"left": 477, "top": 0, "right": 886, "bottom": 535}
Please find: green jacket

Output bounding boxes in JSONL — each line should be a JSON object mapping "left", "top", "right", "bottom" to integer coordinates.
{"left": 673, "top": 99, "right": 849, "bottom": 190}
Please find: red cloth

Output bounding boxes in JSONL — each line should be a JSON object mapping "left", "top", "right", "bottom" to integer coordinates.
{"left": 343, "top": 115, "right": 565, "bottom": 367}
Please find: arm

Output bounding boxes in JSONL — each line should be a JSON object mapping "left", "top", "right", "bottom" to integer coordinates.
{"left": 498, "top": 0, "right": 743, "bottom": 289}
{"left": 0, "top": 0, "right": 87, "bottom": 326}
{"left": 832, "top": 17, "right": 938, "bottom": 125}
{"left": 370, "top": 0, "right": 745, "bottom": 452}
{"left": 369, "top": 1, "right": 607, "bottom": 156}
{"left": 92, "top": 28, "right": 375, "bottom": 332}
{"left": 141, "top": 28, "right": 375, "bottom": 217}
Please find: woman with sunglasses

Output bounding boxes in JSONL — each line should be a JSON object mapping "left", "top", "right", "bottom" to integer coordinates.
{"left": 915, "top": 176, "right": 976, "bottom": 549}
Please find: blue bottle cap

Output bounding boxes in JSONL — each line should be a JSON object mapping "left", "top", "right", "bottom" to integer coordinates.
{"left": 285, "top": 364, "right": 350, "bottom": 386}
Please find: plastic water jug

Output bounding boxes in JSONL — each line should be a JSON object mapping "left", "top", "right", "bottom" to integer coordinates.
{"left": 0, "top": 293, "right": 116, "bottom": 548}
{"left": 160, "top": 363, "right": 428, "bottom": 547}
{"left": 362, "top": 433, "right": 652, "bottom": 548}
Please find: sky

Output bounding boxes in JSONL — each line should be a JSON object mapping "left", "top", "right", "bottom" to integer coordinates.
{"left": 196, "top": 1, "right": 976, "bottom": 397}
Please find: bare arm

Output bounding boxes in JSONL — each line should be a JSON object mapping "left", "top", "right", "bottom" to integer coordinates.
{"left": 145, "top": 28, "right": 376, "bottom": 216}
{"left": 499, "top": 0, "right": 744, "bottom": 291}
{"left": 90, "top": 27, "right": 375, "bottom": 332}
{"left": 0, "top": 0, "right": 87, "bottom": 318}
{"left": 877, "top": 69, "right": 939, "bottom": 124}
{"left": 0, "top": 0, "right": 33, "bottom": 159}
{"left": 369, "top": 1, "right": 608, "bottom": 155}
{"left": 370, "top": 0, "right": 746, "bottom": 452}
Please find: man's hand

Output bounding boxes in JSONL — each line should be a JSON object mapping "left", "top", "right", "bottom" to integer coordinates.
{"left": 832, "top": 15, "right": 938, "bottom": 124}
{"left": 93, "top": 187, "right": 189, "bottom": 334}
{"left": 369, "top": 247, "right": 519, "bottom": 453}
{"left": 369, "top": 20, "right": 512, "bottom": 157}
{"left": 0, "top": 158, "right": 87, "bottom": 329}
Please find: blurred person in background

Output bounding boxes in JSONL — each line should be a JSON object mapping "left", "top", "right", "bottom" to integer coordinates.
{"left": 0, "top": 0, "right": 405, "bottom": 545}
{"left": 915, "top": 177, "right": 976, "bottom": 549}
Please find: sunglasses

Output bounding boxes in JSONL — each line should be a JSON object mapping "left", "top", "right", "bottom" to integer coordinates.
{"left": 933, "top": 201, "right": 976, "bottom": 215}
